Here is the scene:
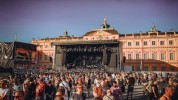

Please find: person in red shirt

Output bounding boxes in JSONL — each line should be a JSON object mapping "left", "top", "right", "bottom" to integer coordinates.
{"left": 35, "top": 78, "right": 45, "bottom": 100}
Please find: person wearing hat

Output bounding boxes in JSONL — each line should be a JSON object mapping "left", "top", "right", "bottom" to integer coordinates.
{"left": 172, "top": 79, "right": 178, "bottom": 100}
{"left": 71, "top": 84, "right": 86, "bottom": 100}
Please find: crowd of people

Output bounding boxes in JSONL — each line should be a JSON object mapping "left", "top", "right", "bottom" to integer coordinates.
{"left": 0, "top": 69, "right": 178, "bottom": 100}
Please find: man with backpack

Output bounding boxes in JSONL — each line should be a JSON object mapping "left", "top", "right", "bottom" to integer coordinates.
{"left": 59, "top": 76, "right": 71, "bottom": 100}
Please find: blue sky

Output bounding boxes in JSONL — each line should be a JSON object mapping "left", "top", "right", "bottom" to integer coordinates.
{"left": 0, "top": 0, "right": 178, "bottom": 43}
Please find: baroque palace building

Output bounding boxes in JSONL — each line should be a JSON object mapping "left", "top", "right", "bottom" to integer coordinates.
{"left": 32, "top": 17, "right": 178, "bottom": 71}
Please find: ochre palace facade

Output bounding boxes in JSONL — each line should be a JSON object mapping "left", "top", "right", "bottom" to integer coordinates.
{"left": 32, "top": 17, "right": 178, "bottom": 72}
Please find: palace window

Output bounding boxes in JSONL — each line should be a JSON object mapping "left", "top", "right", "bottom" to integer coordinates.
{"left": 152, "top": 41, "right": 156, "bottom": 45}
{"left": 169, "top": 53, "right": 174, "bottom": 60}
{"left": 160, "top": 41, "right": 164, "bottom": 45}
{"left": 169, "top": 40, "right": 173, "bottom": 45}
{"left": 136, "top": 67, "right": 140, "bottom": 71}
{"left": 39, "top": 55, "right": 42, "bottom": 60}
{"left": 45, "top": 45, "right": 48, "bottom": 48}
{"left": 44, "top": 55, "right": 47, "bottom": 60}
{"left": 128, "top": 54, "right": 132, "bottom": 60}
{"left": 152, "top": 53, "right": 156, "bottom": 60}
{"left": 128, "top": 42, "right": 132, "bottom": 46}
{"left": 132, "top": 66, "right": 134, "bottom": 71}
{"left": 144, "top": 66, "right": 148, "bottom": 71}
{"left": 162, "top": 67, "right": 166, "bottom": 71}
{"left": 144, "top": 53, "right": 148, "bottom": 59}
{"left": 136, "top": 42, "right": 139, "bottom": 46}
{"left": 144, "top": 41, "right": 147, "bottom": 45}
{"left": 170, "top": 67, "right": 174, "bottom": 71}
{"left": 160, "top": 53, "right": 165, "bottom": 60}
{"left": 153, "top": 66, "right": 157, "bottom": 71}
{"left": 136, "top": 54, "right": 140, "bottom": 60}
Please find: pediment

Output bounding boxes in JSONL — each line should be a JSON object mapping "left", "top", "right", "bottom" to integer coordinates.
{"left": 88, "top": 30, "right": 114, "bottom": 36}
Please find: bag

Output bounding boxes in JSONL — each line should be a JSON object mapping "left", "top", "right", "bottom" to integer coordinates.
{"left": 82, "top": 93, "right": 87, "bottom": 100}
{"left": 61, "top": 82, "right": 70, "bottom": 97}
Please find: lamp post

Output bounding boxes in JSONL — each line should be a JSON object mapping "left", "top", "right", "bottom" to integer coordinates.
{"left": 140, "top": 60, "right": 142, "bottom": 71}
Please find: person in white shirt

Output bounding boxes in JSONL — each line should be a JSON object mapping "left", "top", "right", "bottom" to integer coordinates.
{"left": 0, "top": 80, "right": 10, "bottom": 100}
{"left": 59, "top": 76, "right": 70, "bottom": 100}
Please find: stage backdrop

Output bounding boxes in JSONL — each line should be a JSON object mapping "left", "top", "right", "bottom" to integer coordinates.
{"left": 0, "top": 42, "right": 36, "bottom": 68}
